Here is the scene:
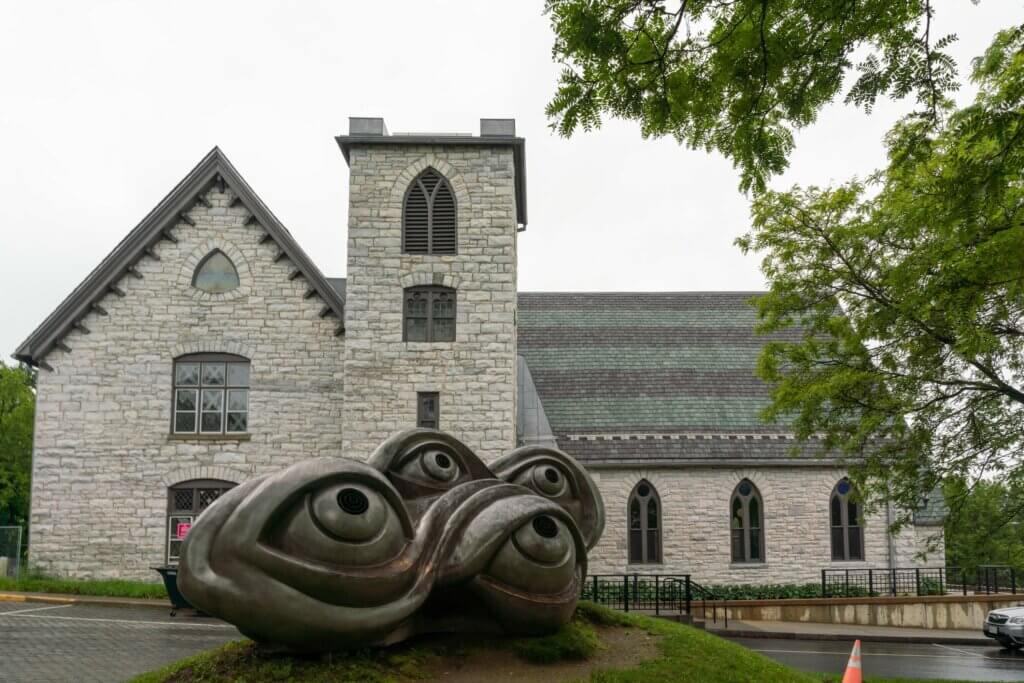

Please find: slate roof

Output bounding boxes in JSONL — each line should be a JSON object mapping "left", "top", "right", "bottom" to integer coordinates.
{"left": 516, "top": 292, "right": 833, "bottom": 466}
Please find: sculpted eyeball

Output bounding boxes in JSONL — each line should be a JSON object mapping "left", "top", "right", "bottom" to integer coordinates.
{"left": 421, "top": 449, "right": 459, "bottom": 483}
{"left": 531, "top": 465, "right": 567, "bottom": 497}
{"left": 271, "top": 481, "right": 408, "bottom": 566}
{"left": 311, "top": 484, "right": 389, "bottom": 543}
{"left": 487, "top": 514, "right": 577, "bottom": 595}
{"left": 394, "top": 447, "right": 464, "bottom": 487}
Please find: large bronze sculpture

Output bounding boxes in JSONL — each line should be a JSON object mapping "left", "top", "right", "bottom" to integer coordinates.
{"left": 177, "top": 429, "right": 604, "bottom": 652}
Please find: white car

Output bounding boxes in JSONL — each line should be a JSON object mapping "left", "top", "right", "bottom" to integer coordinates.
{"left": 984, "top": 606, "right": 1024, "bottom": 650}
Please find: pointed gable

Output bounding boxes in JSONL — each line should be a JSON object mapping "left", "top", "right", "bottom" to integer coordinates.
{"left": 14, "top": 148, "right": 345, "bottom": 368}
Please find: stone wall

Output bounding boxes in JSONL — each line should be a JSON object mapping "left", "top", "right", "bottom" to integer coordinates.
{"left": 29, "top": 185, "right": 345, "bottom": 580}
{"left": 342, "top": 145, "right": 518, "bottom": 462}
{"left": 588, "top": 467, "right": 944, "bottom": 584}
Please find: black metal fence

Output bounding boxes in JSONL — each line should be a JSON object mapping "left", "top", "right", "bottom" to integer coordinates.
{"left": 580, "top": 574, "right": 692, "bottom": 615}
{"left": 822, "top": 566, "right": 1019, "bottom": 597}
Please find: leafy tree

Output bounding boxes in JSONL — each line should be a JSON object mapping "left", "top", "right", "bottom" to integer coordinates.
{"left": 736, "top": 27, "right": 1024, "bottom": 519}
{"left": 943, "top": 477, "right": 1024, "bottom": 575}
{"left": 546, "top": 0, "right": 962, "bottom": 191}
{"left": 0, "top": 361, "right": 35, "bottom": 530}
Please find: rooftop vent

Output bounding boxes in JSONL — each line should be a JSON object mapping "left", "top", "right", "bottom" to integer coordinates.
{"left": 480, "top": 119, "right": 515, "bottom": 136}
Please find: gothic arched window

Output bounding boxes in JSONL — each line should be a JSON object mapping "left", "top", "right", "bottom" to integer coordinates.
{"left": 831, "top": 478, "right": 865, "bottom": 561}
{"left": 628, "top": 480, "right": 661, "bottom": 564}
{"left": 730, "top": 479, "right": 764, "bottom": 563}
{"left": 192, "top": 249, "right": 240, "bottom": 293}
{"left": 403, "top": 167, "right": 456, "bottom": 254}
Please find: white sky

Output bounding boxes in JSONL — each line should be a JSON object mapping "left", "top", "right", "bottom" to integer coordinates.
{"left": 0, "top": 1, "right": 1015, "bottom": 360}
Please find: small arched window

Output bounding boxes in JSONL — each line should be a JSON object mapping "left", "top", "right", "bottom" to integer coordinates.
{"left": 192, "top": 249, "right": 240, "bottom": 293}
{"left": 730, "top": 479, "right": 764, "bottom": 563}
{"left": 831, "top": 478, "right": 864, "bottom": 561}
{"left": 628, "top": 480, "right": 661, "bottom": 564}
{"left": 403, "top": 167, "right": 456, "bottom": 254}
{"left": 167, "top": 479, "right": 235, "bottom": 563}
{"left": 403, "top": 286, "right": 456, "bottom": 342}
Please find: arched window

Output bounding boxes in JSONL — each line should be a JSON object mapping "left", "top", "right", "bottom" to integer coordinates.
{"left": 403, "top": 286, "right": 456, "bottom": 342}
{"left": 730, "top": 479, "right": 764, "bottom": 563}
{"left": 403, "top": 167, "right": 456, "bottom": 254}
{"left": 192, "top": 249, "right": 240, "bottom": 293}
{"left": 831, "top": 478, "right": 864, "bottom": 561}
{"left": 628, "top": 480, "right": 661, "bottom": 564}
{"left": 172, "top": 353, "right": 250, "bottom": 434}
{"left": 166, "top": 479, "right": 235, "bottom": 563}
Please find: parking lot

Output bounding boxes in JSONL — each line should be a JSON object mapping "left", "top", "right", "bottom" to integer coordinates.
{"left": 726, "top": 635, "right": 1024, "bottom": 682}
{"left": 0, "top": 601, "right": 239, "bottom": 682}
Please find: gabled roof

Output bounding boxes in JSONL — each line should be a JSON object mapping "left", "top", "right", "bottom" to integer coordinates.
{"left": 14, "top": 148, "right": 346, "bottom": 368}
{"left": 516, "top": 292, "right": 832, "bottom": 466}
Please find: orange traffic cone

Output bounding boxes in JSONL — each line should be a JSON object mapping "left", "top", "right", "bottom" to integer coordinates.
{"left": 841, "top": 639, "right": 862, "bottom": 683}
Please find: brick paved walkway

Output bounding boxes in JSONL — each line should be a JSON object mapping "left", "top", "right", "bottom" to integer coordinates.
{"left": 0, "top": 601, "right": 239, "bottom": 682}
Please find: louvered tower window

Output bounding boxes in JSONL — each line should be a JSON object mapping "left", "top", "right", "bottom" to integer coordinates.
{"left": 403, "top": 168, "right": 457, "bottom": 254}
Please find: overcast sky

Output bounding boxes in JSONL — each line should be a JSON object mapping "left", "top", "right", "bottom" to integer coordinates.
{"left": 0, "top": 1, "right": 1015, "bottom": 360}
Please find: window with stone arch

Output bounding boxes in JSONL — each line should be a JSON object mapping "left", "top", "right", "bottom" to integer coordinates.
{"left": 192, "top": 249, "right": 240, "bottom": 293}
{"left": 402, "top": 167, "right": 457, "bottom": 254}
{"left": 166, "top": 479, "right": 235, "bottom": 563}
{"left": 730, "top": 479, "right": 765, "bottom": 563}
{"left": 831, "top": 478, "right": 865, "bottom": 561}
{"left": 627, "top": 480, "right": 661, "bottom": 564}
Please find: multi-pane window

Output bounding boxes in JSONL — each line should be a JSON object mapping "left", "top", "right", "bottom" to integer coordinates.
{"left": 403, "top": 167, "right": 457, "bottom": 254}
{"left": 403, "top": 286, "right": 456, "bottom": 342}
{"left": 417, "top": 392, "right": 440, "bottom": 429}
{"left": 173, "top": 354, "right": 249, "bottom": 434}
{"left": 831, "top": 478, "right": 865, "bottom": 561}
{"left": 730, "top": 479, "right": 765, "bottom": 563}
{"left": 628, "top": 481, "right": 661, "bottom": 564}
{"left": 166, "top": 480, "right": 234, "bottom": 563}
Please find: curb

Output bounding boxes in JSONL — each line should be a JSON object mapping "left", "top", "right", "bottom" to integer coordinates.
{"left": 707, "top": 626, "right": 991, "bottom": 646}
{"left": 0, "top": 591, "right": 170, "bottom": 610}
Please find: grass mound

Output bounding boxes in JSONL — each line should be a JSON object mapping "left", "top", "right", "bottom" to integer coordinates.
{"left": 511, "top": 617, "right": 602, "bottom": 663}
{"left": 0, "top": 575, "right": 168, "bottom": 600}
{"left": 129, "top": 601, "right": 960, "bottom": 682}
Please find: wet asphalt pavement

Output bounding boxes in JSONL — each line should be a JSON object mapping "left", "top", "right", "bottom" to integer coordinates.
{"left": 725, "top": 636, "right": 1024, "bottom": 682}
{"left": 0, "top": 600, "right": 239, "bottom": 682}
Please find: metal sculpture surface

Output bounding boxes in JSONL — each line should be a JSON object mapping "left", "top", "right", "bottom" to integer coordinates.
{"left": 177, "top": 429, "right": 604, "bottom": 652}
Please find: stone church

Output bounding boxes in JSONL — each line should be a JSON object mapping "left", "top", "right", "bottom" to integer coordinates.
{"left": 15, "top": 118, "right": 945, "bottom": 584}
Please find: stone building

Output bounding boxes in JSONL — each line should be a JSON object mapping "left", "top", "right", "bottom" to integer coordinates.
{"left": 15, "top": 117, "right": 945, "bottom": 583}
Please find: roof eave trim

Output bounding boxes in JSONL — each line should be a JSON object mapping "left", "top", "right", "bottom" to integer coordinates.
{"left": 15, "top": 148, "right": 345, "bottom": 367}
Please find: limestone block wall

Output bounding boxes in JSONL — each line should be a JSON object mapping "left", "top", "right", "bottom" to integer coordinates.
{"left": 587, "top": 467, "right": 945, "bottom": 585}
{"left": 342, "top": 145, "right": 518, "bottom": 462}
{"left": 29, "top": 186, "right": 345, "bottom": 581}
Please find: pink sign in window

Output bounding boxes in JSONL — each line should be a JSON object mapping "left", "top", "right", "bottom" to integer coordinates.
{"left": 176, "top": 522, "right": 192, "bottom": 539}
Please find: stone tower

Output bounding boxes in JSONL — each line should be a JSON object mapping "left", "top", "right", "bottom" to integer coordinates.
{"left": 336, "top": 117, "right": 525, "bottom": 461}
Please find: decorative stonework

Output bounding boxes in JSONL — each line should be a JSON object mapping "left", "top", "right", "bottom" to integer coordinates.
{"left": 343, "top": 144, "right": 518, "bottom": 463}
{"left": 28, "top": 185, "right": 345, "bottom": 581}
{"left": 160, "top": 465, "right": 252, "bottom": 488}
{"left": 398, "top": 271, "right": 463, "bottom": 290}
{"left": 169, "top": 340, "right": 257, "bottom": 360}
{"left": 178, "top": 237, "right": 252, "bottom": 303}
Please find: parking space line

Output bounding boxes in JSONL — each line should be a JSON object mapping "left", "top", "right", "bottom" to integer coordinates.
{"left": 747, "top": 647, "right": 1020, "bottom": 662}
{"left": 0, "top": 611, "right": 236, "bottom": 629}
{"left": 0, "top": 604, "right": 73, "bottom": 616}
{"left": 933, "top": 642, "right": 986, "bottom": 658}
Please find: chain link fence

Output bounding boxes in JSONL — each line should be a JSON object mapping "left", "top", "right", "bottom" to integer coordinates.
{"left": 0, "top": 526, "right": 23, "bottom": 580}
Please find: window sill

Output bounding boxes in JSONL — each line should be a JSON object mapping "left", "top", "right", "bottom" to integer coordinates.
{"left": 167, "top": 433, "right": 251, "bottom": 442}
{"left": 729, "top": 562, "right": 768, "bottom": 569}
